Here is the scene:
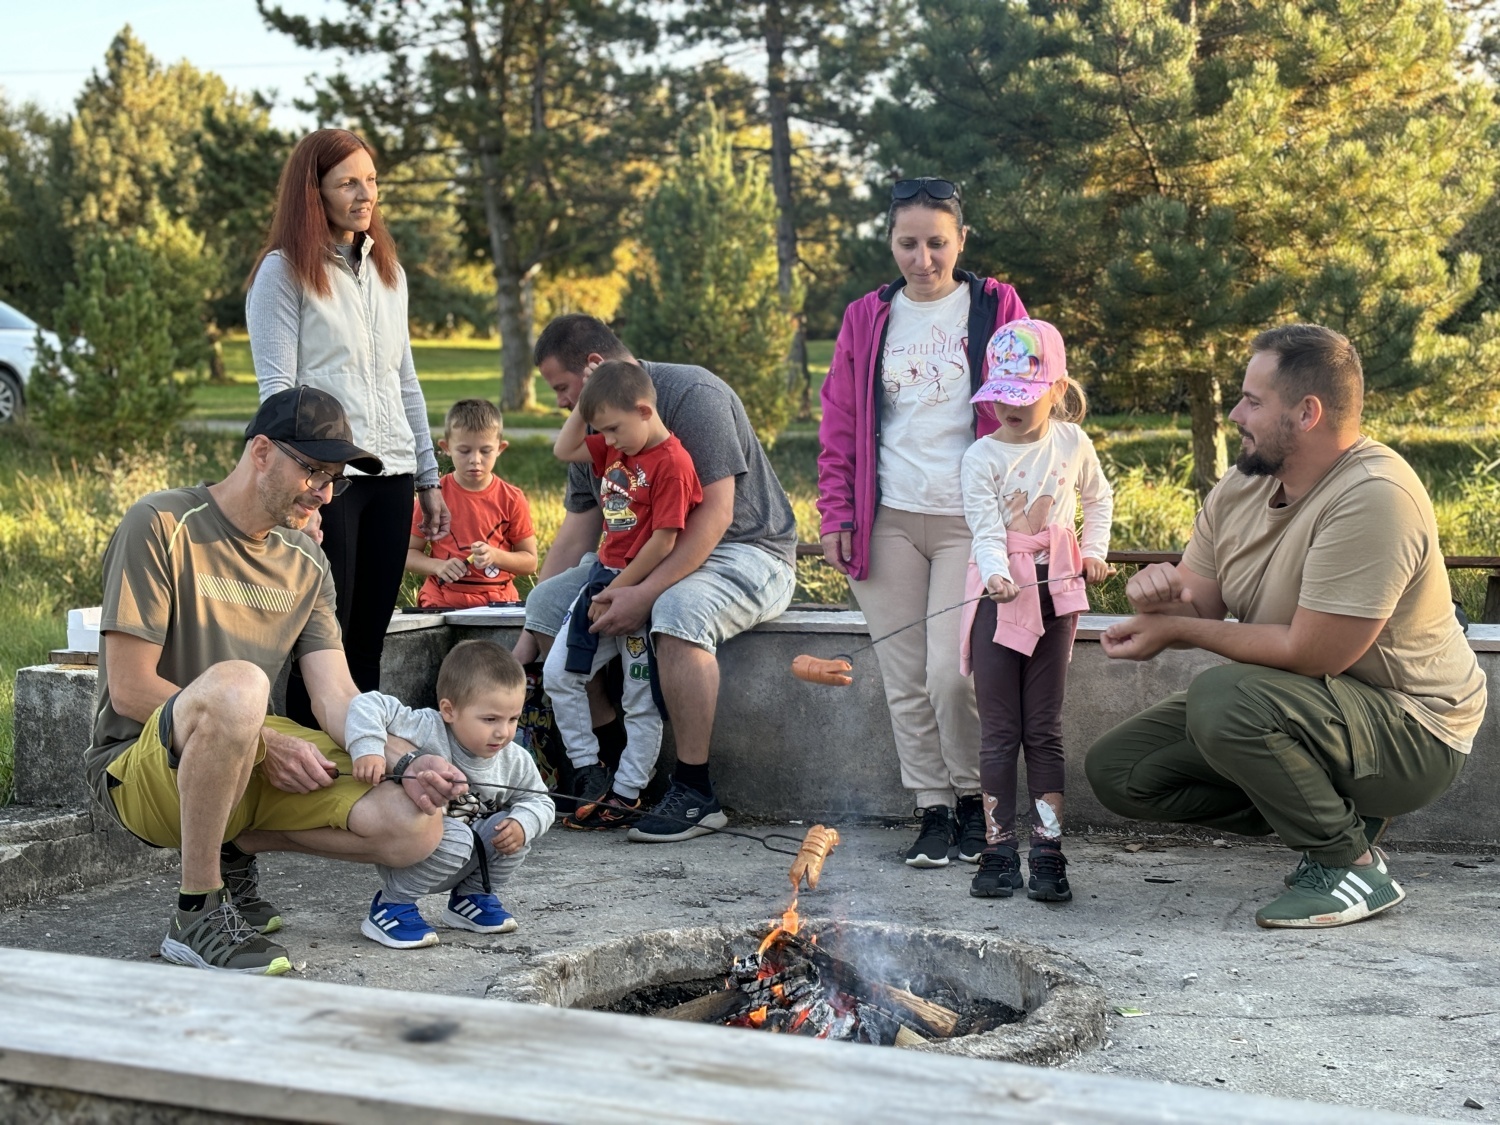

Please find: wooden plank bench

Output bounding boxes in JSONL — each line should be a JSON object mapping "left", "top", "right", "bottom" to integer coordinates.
{"left": 0, "top": 947, "right": 1426, "bottom": 1125}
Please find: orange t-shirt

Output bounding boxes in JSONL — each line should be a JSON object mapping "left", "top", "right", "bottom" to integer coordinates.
{"left": 412, "top": 474, "right": 535, "bottom": 609}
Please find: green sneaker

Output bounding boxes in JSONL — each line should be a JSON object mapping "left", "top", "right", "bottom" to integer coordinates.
{"left": 1257, "top": 853, "right": 1405, "bottom": 929}
{"left": 161, "top": 888, "right": 292, "bottom": 975}
{"left": 222, "top": 848, "right": 282, "bottom": 934}
{"left": 1283, "top": 843, "right": 1389, "bottom": 887}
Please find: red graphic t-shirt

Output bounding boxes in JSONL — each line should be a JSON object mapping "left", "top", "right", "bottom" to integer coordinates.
{"left": 586, "top": 433, "right": 702, "bottom": 569}
{"left": 411, "top": 474, "right": 535, "bottom": 609}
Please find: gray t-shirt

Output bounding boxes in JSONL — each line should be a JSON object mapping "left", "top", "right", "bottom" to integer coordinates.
{"left": 564, "top": 361, "right": 798, "bottom": 566}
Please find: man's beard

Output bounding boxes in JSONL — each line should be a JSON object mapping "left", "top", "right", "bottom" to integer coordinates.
{"left": 257, "top": 474, "right": 313, "bottom": 530}
{"left": 1234, "top": 415, "right": 1295, "bottom": 477}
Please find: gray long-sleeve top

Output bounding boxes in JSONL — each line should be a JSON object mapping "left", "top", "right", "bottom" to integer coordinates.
{"left": 246, "top": 247, "right": 439, "bottom": 487}
{"left": 345, "top": 691, "right": 554, "bottom": 844}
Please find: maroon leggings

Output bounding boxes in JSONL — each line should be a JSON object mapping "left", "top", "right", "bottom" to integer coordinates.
{"left": 970, "top": 577, "right": 1077, "bottom": 843}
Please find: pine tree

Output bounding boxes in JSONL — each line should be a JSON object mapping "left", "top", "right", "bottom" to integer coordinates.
{"left": 621, "top": 107, "right": 799, "bottom": 443}
{"left": 879, "top": 0, "right": 1498, "bottom": 495}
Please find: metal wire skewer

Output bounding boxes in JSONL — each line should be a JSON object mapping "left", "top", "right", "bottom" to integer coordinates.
{"left": 377, "top": 772, "right": 808, "bottom": 857}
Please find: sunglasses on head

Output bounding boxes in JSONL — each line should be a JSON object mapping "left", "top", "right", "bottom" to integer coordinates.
{"left": 891, "top": 178, "right": 960, "bottom": 202}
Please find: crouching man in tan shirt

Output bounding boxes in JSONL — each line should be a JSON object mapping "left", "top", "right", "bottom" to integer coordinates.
{"left": 1086, "top": 324, "right": 1485, "bottom": 929}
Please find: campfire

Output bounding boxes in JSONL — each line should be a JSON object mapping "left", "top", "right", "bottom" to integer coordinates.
{"left": 655, "top": 899, "right": 1022, "bottom": 1047}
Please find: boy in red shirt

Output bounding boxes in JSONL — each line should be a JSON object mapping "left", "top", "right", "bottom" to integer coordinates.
{"left": 407, "top": 399, "right": 538, "bottom": 609}
{"left": 546, "top": 361, "right": 702, "bottom": 829}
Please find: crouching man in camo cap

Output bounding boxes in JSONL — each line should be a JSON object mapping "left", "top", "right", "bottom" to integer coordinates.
{"left": 85, "top": 386, "right": 468, "bottom": 973}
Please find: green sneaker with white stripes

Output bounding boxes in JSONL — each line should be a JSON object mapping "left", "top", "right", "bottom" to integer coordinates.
{"left": 1256, "top": 852, "right": 1405, "bottom": 929}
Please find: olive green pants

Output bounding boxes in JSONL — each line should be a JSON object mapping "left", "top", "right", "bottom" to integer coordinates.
{"left": 1084, "top": 663, "right": 1465, "bottom": 867}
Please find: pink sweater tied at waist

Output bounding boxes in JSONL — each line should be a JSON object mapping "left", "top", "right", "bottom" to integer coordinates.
{"left": 960, "top": 526, "right": 1089, "bottom": 671}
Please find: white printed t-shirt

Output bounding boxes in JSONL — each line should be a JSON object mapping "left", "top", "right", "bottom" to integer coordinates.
{"left": 877, "top": 282, "right": 974, "bottom": 516}
{"left": 961, "top": 422, "right": 1114, "bottom": 584}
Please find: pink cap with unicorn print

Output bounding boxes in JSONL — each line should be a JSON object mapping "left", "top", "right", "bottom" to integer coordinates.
{"left": 971, "top": 318, "right": 1067, "bottom": 407}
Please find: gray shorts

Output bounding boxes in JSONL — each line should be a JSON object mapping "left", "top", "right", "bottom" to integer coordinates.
{"left": 523, "top": 542, "right": 795, "bottom": 654}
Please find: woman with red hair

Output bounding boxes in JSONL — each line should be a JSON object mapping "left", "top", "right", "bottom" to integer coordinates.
{"left": 247, "top": 129, "right": 450, "bottom": 727}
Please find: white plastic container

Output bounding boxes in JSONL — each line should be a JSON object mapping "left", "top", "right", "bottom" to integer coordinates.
{"left": 67, "top": 607, "right": 101, "bottom": 653}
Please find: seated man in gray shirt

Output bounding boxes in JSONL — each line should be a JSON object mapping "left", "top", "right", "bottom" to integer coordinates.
{"left": 515, "top": 314, "right": 798, "bottom": 842}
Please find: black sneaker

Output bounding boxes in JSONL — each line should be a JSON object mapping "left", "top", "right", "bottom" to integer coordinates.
{"left": 565, "top": 789, "right": 643, "bottom": 831}
{"left": 569, "top": 761, "right": 612, "bottom": 808}
{"left": 970, "top": 845, "right": 1024, "bottom": 898}
{"left": 221, "top": 847, "right": 281, "bottom": 934}
{"left": 1027, "top": 844, "right": 1072, "bottom": 902}
{"left": 626, "top": 779, "right": 728, "bottom": 842}
{"left": 955, "top": 795, "right": 986, "bottom": 863}
{"left": 161, "top": 888, "right": 291, "bottom": 974}
{"left": 905, "top": 806, "right": 955, "bottom": 868}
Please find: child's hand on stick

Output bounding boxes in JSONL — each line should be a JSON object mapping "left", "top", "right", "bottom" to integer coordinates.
{"left": 436, "top": 557, "right": 469, "bottom": 583}
{"left": 986, "top": 574, "right": 1021, "bottom": 603}
{"left": 1082, "top": 557, "right": 1114, "bottom": 584}
{"left": 352, "top": 754, "right": 385, "bottom": 785}
{"left": 492, "top": 817, "right": 526, "bottom": 856}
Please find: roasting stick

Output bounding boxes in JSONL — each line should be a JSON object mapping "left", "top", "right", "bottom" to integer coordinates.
{"left": 375, "top": 771, "right": 827, "bottom": 860}
{"left": 791, "top": 567, "right": 1117, "bottom": 686}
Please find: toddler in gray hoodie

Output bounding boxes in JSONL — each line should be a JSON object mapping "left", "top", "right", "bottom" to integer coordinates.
{"left": 345, "top": 640, "right": 555, "bottom": 948}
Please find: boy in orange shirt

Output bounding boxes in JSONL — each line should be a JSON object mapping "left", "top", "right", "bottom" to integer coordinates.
{"left": 408, "top": 399, "right": 538, "bottom": 609}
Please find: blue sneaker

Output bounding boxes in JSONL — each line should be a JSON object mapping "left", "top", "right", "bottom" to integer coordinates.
{"left": 360, "top": 892, "right": 438, "bottom": 949}
{"left": 627, "top": 779, "right": 728, "bottom": 843}
{"left": 443, "top": 891, "right": 518, "bottom": 934}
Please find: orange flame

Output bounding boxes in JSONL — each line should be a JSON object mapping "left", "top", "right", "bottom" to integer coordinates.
{"left": 748, "top": 1006, "right": 769, "bottom": 1027}
{"left": 757, "top": 895, "right": 801, "bottom": 956}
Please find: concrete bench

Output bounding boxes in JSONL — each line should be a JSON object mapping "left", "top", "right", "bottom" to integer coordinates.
{"left": 11, "top": 609, "right": 1499, "bottom": 845}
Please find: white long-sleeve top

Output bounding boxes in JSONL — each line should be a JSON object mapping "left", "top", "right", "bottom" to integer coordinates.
{"left": 961, "top": 421, "right": 1114, "bottom": 585}
{"left": 345, "top": 691, "right": 554, "bottom": 845}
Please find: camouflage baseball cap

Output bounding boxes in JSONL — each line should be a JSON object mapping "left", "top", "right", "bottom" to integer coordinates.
{"left": 245, "top": 387, "right": 383, "bottom": 474}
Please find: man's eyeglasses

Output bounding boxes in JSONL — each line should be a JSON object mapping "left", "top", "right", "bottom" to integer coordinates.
{"left": 273, "top": 440, "right": 351, "bottom": 496}
{"left": 891, "top": 177, "right": 960, "bottom": 202}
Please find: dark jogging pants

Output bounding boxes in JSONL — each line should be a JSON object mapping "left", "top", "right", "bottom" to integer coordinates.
{"left": 285, "top": 473, "right": 413, "bottom": 729}
{"left": 1084, "top": 662, "right": 1464, "bottom": 867}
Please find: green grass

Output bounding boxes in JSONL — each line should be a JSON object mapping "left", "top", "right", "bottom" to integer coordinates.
{"left": 194, "top": 337, "right": 567, "bottom": 425}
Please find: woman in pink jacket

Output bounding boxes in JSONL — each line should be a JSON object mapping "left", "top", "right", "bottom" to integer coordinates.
{"left": 817, "top": 178, "right": 1027, "bottom": 870}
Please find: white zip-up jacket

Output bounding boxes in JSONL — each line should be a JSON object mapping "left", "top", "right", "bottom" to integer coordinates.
{"left": 247, "top": 240, "right": 439, "bottom": 484}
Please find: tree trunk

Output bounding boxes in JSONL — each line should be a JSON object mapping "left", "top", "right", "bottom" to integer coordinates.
{"left": 1187, "top": 371, "right": 1226, "bottom": 499}
{"left": 460, "top": 0, "right": 536, "bottom": 413}
{"left": 205, "top": 323, "right": 227, "bottom": 385}
{"left": 763, "top": 0, "right": 809, "bottom": 412}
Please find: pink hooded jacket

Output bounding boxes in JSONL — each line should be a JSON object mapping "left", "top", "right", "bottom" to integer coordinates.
{"left": 817, "top": 272, "right": 1028, "bottom": 580}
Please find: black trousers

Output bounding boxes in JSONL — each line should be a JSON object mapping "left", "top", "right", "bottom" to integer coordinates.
{"left": 970, "top": 574, "right": 1076, "bottom": 839}
{"left": 286, "top": 473, "right": 414, "bottom": 729}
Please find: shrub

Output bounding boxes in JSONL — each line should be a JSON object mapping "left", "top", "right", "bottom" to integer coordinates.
{"left": 30, "top": 221, "right": 206, "bottom": 454}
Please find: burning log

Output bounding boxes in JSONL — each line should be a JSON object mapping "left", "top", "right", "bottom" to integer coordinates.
{"left": 658, "top": 988, "right": 750, "bottom": 1024}
{"left": 876, "top": 985, "right": 960, "bottom": 1038}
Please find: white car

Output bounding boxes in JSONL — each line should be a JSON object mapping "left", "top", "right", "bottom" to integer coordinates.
{"left": 0, "top": 299, "right": 65, "bottom": 423}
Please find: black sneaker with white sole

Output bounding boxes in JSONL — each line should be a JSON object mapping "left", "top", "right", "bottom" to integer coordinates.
{"left": 626, "top": 780, "right": 728, "bottom": 842}
{"left": 955, "top": 795, "right": 986, "bottom": 863}
{"left": 905, "top": 806, "right": 956, "bottom": 868}
{"left": 161, "top": 888, "right": 291, "bottom": 974}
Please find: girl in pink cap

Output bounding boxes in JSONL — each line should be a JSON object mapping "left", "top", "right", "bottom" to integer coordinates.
{"left": 960, "top": 318, "right": 1114, "bottom": 903}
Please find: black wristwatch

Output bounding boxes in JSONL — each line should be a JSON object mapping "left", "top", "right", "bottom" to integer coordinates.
{"left": 392, "top": 750, "right": 421, "bottom": 781}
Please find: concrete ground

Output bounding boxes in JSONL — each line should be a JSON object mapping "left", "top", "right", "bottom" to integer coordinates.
{"left": 2, "top": 825, "right": 1496, "bottom": 1122}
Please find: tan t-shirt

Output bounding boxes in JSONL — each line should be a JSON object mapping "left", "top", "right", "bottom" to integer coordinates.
{"left": 85, "top": 487, "right": 342, "bottom": 800}
{"left": 1181, "top": 438, "right": 1485, "bottom": 753}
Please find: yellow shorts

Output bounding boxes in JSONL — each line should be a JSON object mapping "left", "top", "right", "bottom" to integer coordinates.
{"left": 104, "top": 703, "right": 371, "bottom": 850}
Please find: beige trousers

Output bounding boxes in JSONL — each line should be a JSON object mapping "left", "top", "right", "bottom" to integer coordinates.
{"left": 849, "top": 506, "right": 981, "bottom": 808}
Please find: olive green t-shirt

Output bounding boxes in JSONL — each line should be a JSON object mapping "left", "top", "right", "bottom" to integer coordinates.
{"left": 84, "top": 486, "right": 342, "bottom": 801}
{"left": 1181, "top": 438, "right": 1486, "bottom": 753}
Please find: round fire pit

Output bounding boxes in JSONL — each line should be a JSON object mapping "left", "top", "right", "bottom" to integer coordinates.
{"left": 487, "top": 920, "right": 1106, "bottom": 1066}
